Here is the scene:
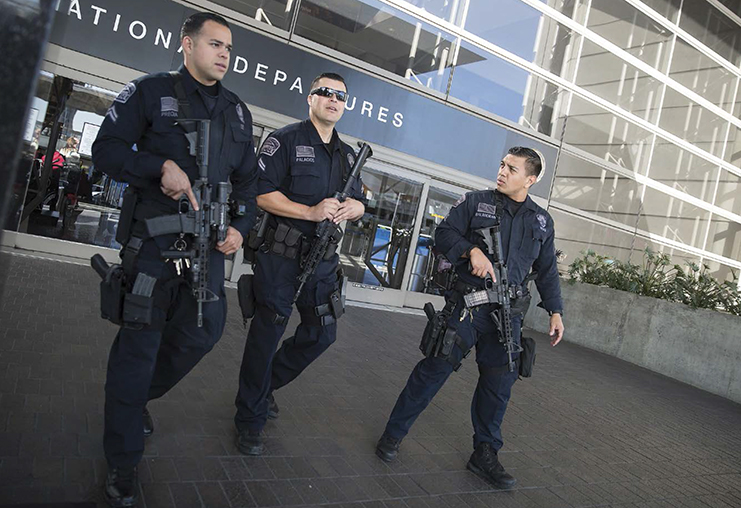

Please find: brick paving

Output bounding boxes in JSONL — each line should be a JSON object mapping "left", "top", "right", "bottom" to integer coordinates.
{"left": 1, "top": 250, "right": 740, "bottom": 508}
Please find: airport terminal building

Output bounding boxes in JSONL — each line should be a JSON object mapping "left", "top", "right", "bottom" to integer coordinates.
{"left": 6, "top": 0, "right": 741, "bottom": 307}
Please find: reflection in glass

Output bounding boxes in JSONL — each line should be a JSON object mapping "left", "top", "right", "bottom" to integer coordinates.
{"left": 648, "top": 140, "right": 719, "bottom": 202}
{"left": 563, "top": 95, "right": 653, "bottom": 173}
{"left": 338, "top": 167, "right": 423, "bottom": 289}
{"left": 706, "top": 216, "right": 741, "bottom": 264}
{"left": 679, "top": 0, "right": 741, "bottom": 67}
{"left": 669, "top": 37, "right": 738, "bottom": 113}
{"left": 575, "top": 40, "right": 663, "bottom": 123}
{"left": 726, "top": 125, "right": 741, "bottom": 166}
{"left": 6, "top": 72, "right": 54, "bottom": 231}
{"left": 636, "top": 186, "right": 710, "bottom": 249}
{"left": 294, "top": 0, "right": 456, "bottom": 93}
{"left": 210, "top": 0, "right": 297, "bottom": 31}
{"left": 17, "top": 73, "right": 124, "bottom": 249}
{"left": 549, "top": 207, "right": 638, "bottom": 268}
{"left": 586, "top": 0, "right": 673, "bottom": 73}
{"left": 551, "top": 152, "right": 642, "bottom": 228}
{"left": 640, "top": 0, "right": 682, "bottom": 24}
{"left": 407, "top": 187, "right": 461, "bottom": 295}
{"left": 703, "top": 259, "right": 739, "bottom": 284}
{"left": 659, "top": 88, "right": 729, "bottom": 158}
{"left": 715, "top": 169, "right": 741, "bottom": 216}
{"left": 464, "top": 0, "right": 579, "bottom": 79}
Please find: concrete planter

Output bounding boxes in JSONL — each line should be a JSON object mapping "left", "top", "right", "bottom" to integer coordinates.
{"left": 524, "top": 281, "right": 741, "bottom": 404}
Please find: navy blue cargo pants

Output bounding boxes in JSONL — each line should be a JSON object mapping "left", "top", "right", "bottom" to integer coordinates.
{"left": 384, "top": 304, "right": 521, "bottom": 451}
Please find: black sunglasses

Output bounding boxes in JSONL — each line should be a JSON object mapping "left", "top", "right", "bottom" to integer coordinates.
{"left": 310, "top": 86, "right": 348, "bottom": 102}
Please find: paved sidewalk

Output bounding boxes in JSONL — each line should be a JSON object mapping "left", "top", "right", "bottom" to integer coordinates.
{"left": 1, "top": 251, "right": 740, "bottom": 508}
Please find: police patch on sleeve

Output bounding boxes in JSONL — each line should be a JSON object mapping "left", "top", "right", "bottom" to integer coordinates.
{"left": 259, "top": 137, "right": 280, "bottom": 157}
{"left": 347, "top": 152, "right": 355, "bottom": 167}
{"left": 537, "top": 213, "right": 547, "bottom": 231}
{"left": 115, "top": 82, "right": 137, "bottom": 104}
{"left": 452, "top": 194, "right": 466, "bottom": 208}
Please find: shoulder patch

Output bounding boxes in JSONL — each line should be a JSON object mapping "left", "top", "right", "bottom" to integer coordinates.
{"left": 536, "top": 213, "right": 547, "bottom": 231}
{"left": 259, "top": 137, "right": 280, "bottom": 157}
{"left": 452, "top": 194, "right": 466, "bottom": 208}
{"left": 236, "top": 103, "right": 245, "bottom": 124}
{"left": 347, "top": 152, "right": 355, "bottom": 167}
{"left": 115, "top": 82, "right": 137, "bottom": 104}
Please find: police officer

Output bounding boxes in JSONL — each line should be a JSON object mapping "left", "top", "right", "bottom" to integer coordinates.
{"left": 234, "top": 72, "right": 365, "bottom": 455}
{"left": 375, "top": 147, "right": 565, "bottom": 489}
{"left": 92, "top": 13, "right": 257, "bottom": 507}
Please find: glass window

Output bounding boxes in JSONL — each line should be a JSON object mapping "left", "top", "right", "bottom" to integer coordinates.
{"left": 6, "top": 72, "right": 54, "bottom": 232}
{"left": 519, "top": 74, "right": 570, "bottom": 137}
{"left": 563, "top": 95, "right": 654, "bottom": 173}
{"left": 679, "top": 0, "right": 741, "bottom": 67}
{"left": 714, "top": 168, "right": 741, "bottom": 216}
{"left": 210, "top": 0, "right": 297, "bottom": 31}
{"left": 294, "top": 0, "right": 455, "bottom": 93}
{"left": 726, "top": 124, "right": 741, "bottom": 166}
{"left": 448, "top": 41, "right": 530, "bottom": 122}
{"left": 550, "top": 152, "right": 642, "bottom": 228}
{"left": 648, "top": 140, "right": 719, "bottom": 202}
{"left": 463, "top": 0, "right": 581, "bottom": 80}
{"left": 641, "top": 0, "right": 682, "bottom": 24}
{"left": 575, "top": 39, "right": 664, "bottom": 123}
{"left": 16, "top": 73, "right": 123, "bottom": 250}
{"left": 338, "top": 167, "right": 424, "bottom": 289}
{"left": 705, "top": 216, "right": 741, "bottom": 264}
{"left": 549, "top": 207, "right": 639, "bottom": 268}
{"left": 586, "top": 0, "right": 674, "bottom": 73}
{"left": 630, "top": 235, "right": 700, "bottom": 267}
{"left": 636, "top": 186, "right": 710, "bottom": 248}
{"left": 536, "top": 0, "right": 591, "bottom": 24}
{"left": 407, "top": 187, "right": 461, "bottom": 295}
{"left": 669, "top": 37, "right": 738, "bottom": 113}
{"left": 702, "top": 259, "right": 739, "bottom": 284}
{"left": 658, "top": 88, "right": 729, "bottom": 158}
{"left": 716, "top": 0, "right": 741, "bottom": 16}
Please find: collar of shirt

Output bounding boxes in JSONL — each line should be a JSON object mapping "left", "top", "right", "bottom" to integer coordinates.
{"left": 176, "top": 65, "right": 238, "bottom": 106}
{"left": 493, "top": 189, "right": 538, "bottom": 215}
{"left": 301, "top": 119, "right": 341, "bottom": 152}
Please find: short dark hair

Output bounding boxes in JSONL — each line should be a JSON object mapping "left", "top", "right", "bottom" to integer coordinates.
{"left": 310, "top": 72, "right": 347, "bottom": 92}
{"left": 507, "top": 146, "right": 542, "bottom": 178}
{"left": 181, "top": 12, "right": 230, "bottom": 41}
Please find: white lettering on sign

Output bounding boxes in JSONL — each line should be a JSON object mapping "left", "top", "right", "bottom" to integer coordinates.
{"left": 56, "top": 0, "right": 406, "bottom": 130}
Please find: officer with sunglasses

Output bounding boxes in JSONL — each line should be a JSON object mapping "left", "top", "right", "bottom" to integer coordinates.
{"left": 234, "top": 72, "right": 365, "bottom": 455}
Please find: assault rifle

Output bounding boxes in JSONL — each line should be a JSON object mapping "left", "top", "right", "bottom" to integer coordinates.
{"left": 293, "top": 142, "right": 373, "bottom": 303}
{"left": 144, "top": 119, "right": 239, "bottom": 327}
{"left": 463, "top": 227, "right": 523, "bottom": 372}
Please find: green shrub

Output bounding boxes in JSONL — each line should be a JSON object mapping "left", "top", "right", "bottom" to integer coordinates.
{"left": 568, "top": 249, "right": 741, "bottom": 316}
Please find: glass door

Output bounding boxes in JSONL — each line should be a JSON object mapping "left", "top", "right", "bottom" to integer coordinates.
{"left": 403, "top": 182, "right": 470, "bottom": 309}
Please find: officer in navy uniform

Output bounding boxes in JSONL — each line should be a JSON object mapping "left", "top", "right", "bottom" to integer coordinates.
{"left": 92, "top": 13, "right": 257, "bottom": 507}
{"left": 234, "top": 72, "right": 365, "bottom": 455}
{"left": 375, "top": 147, "right": 565, "bottom": 489}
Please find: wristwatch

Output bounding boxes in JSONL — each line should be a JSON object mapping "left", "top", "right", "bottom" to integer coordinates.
{"left": 548, "top": 310, "right": 563, "bottom": 317}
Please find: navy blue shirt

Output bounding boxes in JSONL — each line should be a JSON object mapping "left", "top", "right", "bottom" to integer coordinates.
{"left": 256, "top": 119, "right": 364, "bottom": 236}
{"left": 92, "top": 65, "right": 258, "bottom": 238}
{"left": 435, "top": 189, "right": 563, "bottom": 313}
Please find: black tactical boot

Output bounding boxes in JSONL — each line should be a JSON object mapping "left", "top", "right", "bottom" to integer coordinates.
{"left": 143, "top": 407, "right": 154, "bottom": 438}
{"left": 267, "top": 393, "right": 279, "bottom": 420}
{"left": 237, "top": 430, "right": 265, "bottom": 456}
{"left": 104, "top": 466, "right": 139, "bottom": 507}
{"left": 375, "top": 433, "right": 402, "bottom": 462}
{"left": 467, "top": 442, "right": 517, "bottom": 489}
